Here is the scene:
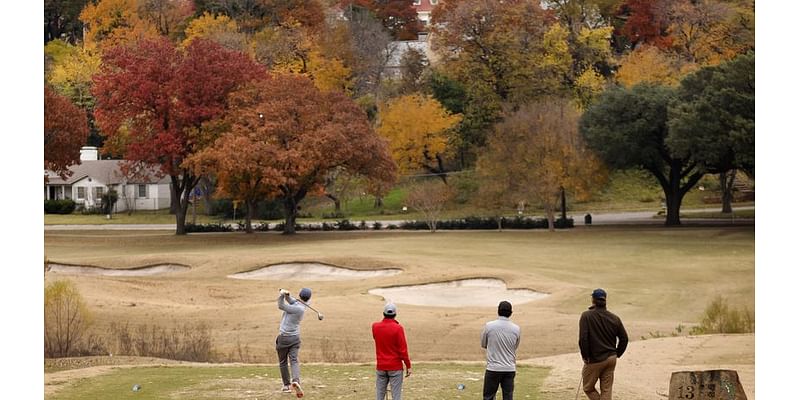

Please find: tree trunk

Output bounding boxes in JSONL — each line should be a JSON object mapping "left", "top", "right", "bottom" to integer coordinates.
{"left": 497, "top": 216, "right": 503, "bottom": 232}
{"left": 374, "top": 196, "right": 384, "bottom": 208}
{"left": 545, "top": 206, "right": 555, "bottom": 232}
{"left": 244, "top": 199, "right": 254, "bottom": 234}
{"left": 200, "top": 177, "right": 214, "bottom": 215}
{"left": 720, "top": 170, "right": 735, "bottom": 214}
{"left": 169, "top": 183, "right": 179, "bottom": 214}
{"left": 664, "top": 164, "right": 683, "bottom": 226}
{"left": 560, "top": 187, "right": 567, "bottom": 221}
{"left": 326, "top": 193, "right": 341, "bottom": 213}
{"left": 173, "top": 173, "right": 199, "bottom": 235}
{"left": 283, "top": 197, "right": 297, "bottom": 235}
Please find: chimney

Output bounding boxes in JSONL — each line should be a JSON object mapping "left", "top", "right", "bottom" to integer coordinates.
{"left": 80, "top": 146, "right": 99, "bottom": 161}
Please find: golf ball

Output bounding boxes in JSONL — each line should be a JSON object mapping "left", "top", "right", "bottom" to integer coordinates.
{"left": 132, "top": 384, "right": 141, "bottom": 392}
{"left": 457, "top": 383, "right": 465, "bottom": 390}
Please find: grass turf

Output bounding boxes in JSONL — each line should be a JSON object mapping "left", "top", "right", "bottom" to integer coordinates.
{"left": 47, "top": 363, "right": 548, "bottom": 400}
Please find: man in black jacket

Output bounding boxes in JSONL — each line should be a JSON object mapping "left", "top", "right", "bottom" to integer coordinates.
{"left": 579, "top": 288, "right": 628, "bottom": 400}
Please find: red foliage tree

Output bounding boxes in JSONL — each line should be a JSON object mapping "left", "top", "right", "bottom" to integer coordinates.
{"left": 210, "top": 74, "right": 397, "bottom": 234}
{"left": 45, "top": 86, "right": 88, "bottom": 181}
{"left": 92, "top": 37, "right": 264, "bottom": 234}
{"left": 341, "top": 0, "right": 422, "bottom": 40}
{"left": 618, "top": 0, "right": 673, "bottom": 49}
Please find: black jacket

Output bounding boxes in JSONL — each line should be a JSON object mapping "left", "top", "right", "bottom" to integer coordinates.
{"left": 579, "top": 305, "right": 628, "bottom": 363}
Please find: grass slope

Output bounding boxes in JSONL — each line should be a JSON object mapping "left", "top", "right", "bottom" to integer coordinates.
{"left": 48, "top": 363, "right": 548, "bottom": 400}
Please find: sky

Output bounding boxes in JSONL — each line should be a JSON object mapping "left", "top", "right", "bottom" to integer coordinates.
{"left": 1, "top": 1, "right": 796, "bottom": 397}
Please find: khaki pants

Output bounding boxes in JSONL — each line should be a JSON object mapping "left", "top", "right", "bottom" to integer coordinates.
{"left": 582, "top": 355, "right": 617, "bottom": 400}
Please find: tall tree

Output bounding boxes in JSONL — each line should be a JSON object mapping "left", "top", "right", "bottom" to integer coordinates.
{"left": 139, "top": 0, "right": 195, "bottom": 38}
{"left": 79, "top": 0, "right": 159, "bottom": 49}
{"left": 213, "top": 74, "right": 397, "bottom": 234}
{"left": 376, "top": 94, "right": 461, "bottom": 181}
{"left": 45, "top": 41, "right": 104, "bottom": 148}
{"left": 183, "top": 11, "right": 248, "bottom": 50}
{"left": 478, "top": 99, "right": 606, "bottom": 231}
{"left": 45, "top": 87, "right": 89, "bottom": 180}
{"left": 45, "top": 0, "right": 90, "bottom": 43}
{"left": 580, "top": 84, "right": 703, "bottom": 225}
{"left": 667, "top": 52, "right": 754, "bottom": 212}
{"left": 342, "top": 0, "right": 422, "bottom": 40}
{"left": 92, "top": 38, "right": 264, "bottom": 234}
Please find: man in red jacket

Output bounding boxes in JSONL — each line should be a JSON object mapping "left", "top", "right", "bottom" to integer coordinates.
{"left": 372, "top": 303, "right": 412, "bottom": 400}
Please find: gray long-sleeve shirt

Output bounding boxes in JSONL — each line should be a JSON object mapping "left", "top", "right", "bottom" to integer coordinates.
{"left": 481, "top": 316, "right": 521, "bottom": 372}
{"left": 277, "top": 295, "right": 305, "bottom": 336}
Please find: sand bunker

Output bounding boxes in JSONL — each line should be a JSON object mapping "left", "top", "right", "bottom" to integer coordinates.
{"left": 229, "top": 262, "right": 403, "bottom": 281}
{"left": 368, "top": 278, "right": 549, "bottom": 307}
{"left": 47, "top": 263, "right": 189, "bottom": 276}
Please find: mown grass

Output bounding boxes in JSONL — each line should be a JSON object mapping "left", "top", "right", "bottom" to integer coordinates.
{"left": 48, "top": 363, "right": 548, "bottom": 400}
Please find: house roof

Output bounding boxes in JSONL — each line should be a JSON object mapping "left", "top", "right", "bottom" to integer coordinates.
{"left": 45, "top": 160, "right": 170, "bottom": 185}
{"left": 413, "top": 0, "right": 437, "bottom": 12}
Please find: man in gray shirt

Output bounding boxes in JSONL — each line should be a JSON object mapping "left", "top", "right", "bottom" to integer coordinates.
{"left": 276, "top": 288, "right": 312, "bottom": 398}
{"left": 481, "top": 300, "right": 521, "bottom": 400}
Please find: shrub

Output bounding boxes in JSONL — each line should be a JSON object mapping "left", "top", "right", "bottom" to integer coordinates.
{"left": 108, "top": 322, "right": 215, "bottom": 362}
{"left": 372, "top": 221, "right": 383, "bottom": 230}
{"left": 691, "top": 296, "right": 754, "bottom": 334}
{"left": 44, "top": 199, "right": 76, "bottom": 214}
{"left": 45, "top": 280, "right": 92, "bottom": 357}
{"left": 335, "top": 219, "right": 359, "bottom": 231}
{"left": 185, "top": 223, "right": 234, "bottom": 233}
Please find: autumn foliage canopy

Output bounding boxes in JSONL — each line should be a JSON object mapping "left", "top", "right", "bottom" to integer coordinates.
{"left": 45, "top": 87, "right": 89, "bottom": 180}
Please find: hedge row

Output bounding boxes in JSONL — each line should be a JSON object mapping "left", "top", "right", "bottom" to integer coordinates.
{"left": 44, "top": 199, "right": 76, "bottom": 214}
{"left": 185, "top": 217, "right": 573, "bottom": 233}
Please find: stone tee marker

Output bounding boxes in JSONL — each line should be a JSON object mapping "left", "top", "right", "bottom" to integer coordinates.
{"left": 669, "top": 370, "right": 747, "bottom": 400}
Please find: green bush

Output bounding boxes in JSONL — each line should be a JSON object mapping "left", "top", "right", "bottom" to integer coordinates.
{"left": 185, "top": 223, "right": 234, "bottom": 233}
{"left": 691, "top": 296, "right": 754, "bottom": 334}
{"left": 44, "top": 199, "right": 76, "bottom": 214}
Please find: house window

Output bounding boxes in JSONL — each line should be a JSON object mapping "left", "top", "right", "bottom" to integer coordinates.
{"left": 430, "top": 0, "right": 438, "bottom": 4}
{"left": 93, "top": 187, "right": 105, "bottom": 203}
{"left": 76, "top": 187, "right": 86, "bottom": 200}
{"left": 137, "top": 184, "right": 148, "bottom": 198}
{"left": 413, "top": 0, "right": 421, "bottom": 5}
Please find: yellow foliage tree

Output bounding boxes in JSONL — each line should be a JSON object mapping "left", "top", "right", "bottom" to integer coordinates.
{"left": 183, "top": 12, "right": 247, "bottom": 51}
{"left": 616, "top": 45, "right": 688, "bottom": 87}
{"left": 80, "top": 0, "right": 158, "bottom": 50}
{"left": 308, "top": 50, "right": 353, "bottom": 94}
{"left": 476, "top": 99, "right": 607, "bottom": 231}
{"left": 377, "top": 94, "right": 461, "bottom": 177}
{"left": 48, "top": 44, "right": 101, "bottom": 109}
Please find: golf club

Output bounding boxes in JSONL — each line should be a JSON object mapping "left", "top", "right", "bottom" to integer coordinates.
{"left": 296, "top": 298, "right": 324, "bottom": 320}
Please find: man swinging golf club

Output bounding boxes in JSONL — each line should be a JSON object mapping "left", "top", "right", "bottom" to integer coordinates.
{"left": 276, "top": 287, "right": 313, "bottom": 398}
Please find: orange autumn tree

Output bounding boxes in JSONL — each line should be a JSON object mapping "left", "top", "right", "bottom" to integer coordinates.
{"left": 377, "top": 94, "right": 461, "bottom": 182}
{"left": 79, "top": 0, "right": 159, "bottom": 49}
{"left": 192, "top": 74, "right": 396, "bottom": 234}
{"left": 477, "top": 99, "right": 607, "bottom": 231}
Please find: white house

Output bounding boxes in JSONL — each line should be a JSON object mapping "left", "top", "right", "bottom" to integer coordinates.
{"left": 44, "top": 147, "right": 171, "bottom": 212}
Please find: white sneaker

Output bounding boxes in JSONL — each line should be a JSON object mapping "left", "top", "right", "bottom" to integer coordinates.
{"left": 281, "top": 385, "right": 292, "bottom": 393}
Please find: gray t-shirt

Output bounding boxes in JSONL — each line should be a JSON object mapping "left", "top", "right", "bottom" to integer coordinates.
{"left": 278, "top": 295, "right": 305, "bottom": 336}
{"left": 481, "top": 316, "right": 521, "bottom": 372}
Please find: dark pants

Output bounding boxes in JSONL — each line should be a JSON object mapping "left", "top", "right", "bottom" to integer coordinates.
{"left": 275, "top": 334, "right": 301, "bottom": 386}
{"left": 483, "top": 370, "right": 515, "bottom": 400}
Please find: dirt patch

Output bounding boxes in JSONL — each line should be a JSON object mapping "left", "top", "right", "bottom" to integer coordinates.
{"left": 47, "top": 262, "right": 190, "bottom": 276}
{"left": 524, "top": 334, "right": 755, "bottom": 400}
{"left": 368, "top": 278, "right": 549, "bottom": 307}
{"left": 228, "top": 262, "right": 402, "bottom": 281}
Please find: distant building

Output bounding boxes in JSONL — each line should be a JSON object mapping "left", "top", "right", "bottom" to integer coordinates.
{"left": 412, "top": 0, "right": 440, "bottom": 29}
{"left": 44, "top": 147, "right": 171, "bottom": 212}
